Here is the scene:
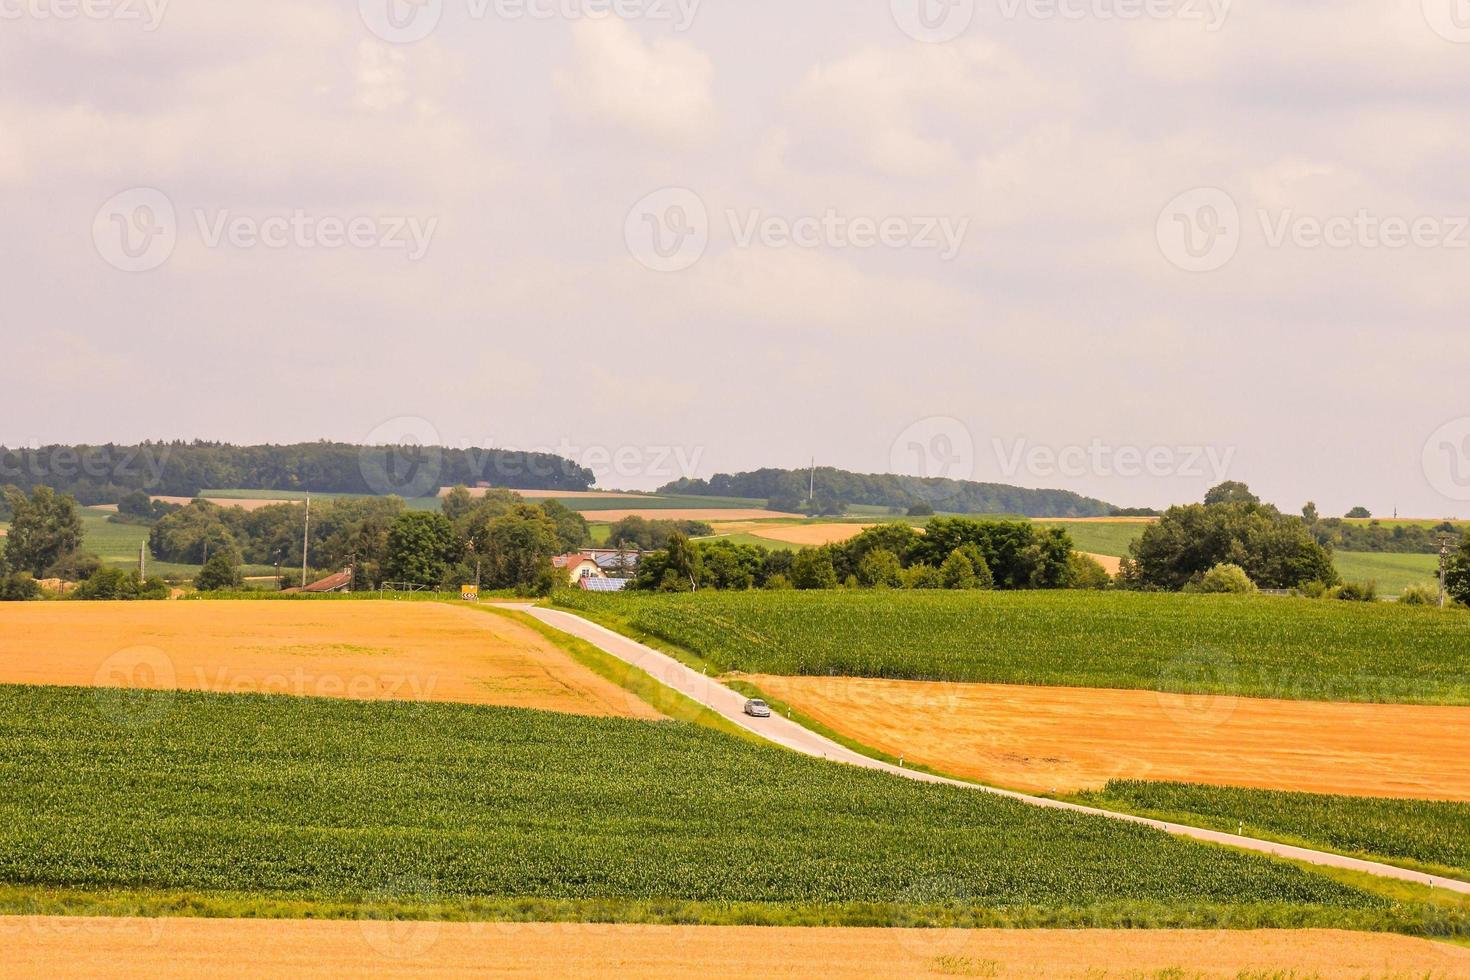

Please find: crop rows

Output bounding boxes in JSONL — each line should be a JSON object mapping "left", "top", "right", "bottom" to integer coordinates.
{"left": 554, "top": 590, "right": 1470, "bottom": 705}
{"left": 0, "top": 684, "right": 1375, "bottom": 915}
{"left": 1081, "top": 781, "right": 1470, "bottom": 877}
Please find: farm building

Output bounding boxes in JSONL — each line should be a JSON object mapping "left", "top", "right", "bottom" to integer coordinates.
{"left": 281, "top": 568, "right": 353, "bottom": 594}
{"left": 580, "top": 549, "right": 642, "bottom": 576}
{"left": 553, "top": 553, "right": 606, "bottom": 585}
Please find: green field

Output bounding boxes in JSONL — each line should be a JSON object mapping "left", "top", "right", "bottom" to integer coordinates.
{"left": 553, "top": 590, "right": 1470, "bottom": 705}
{"left": 78, "top": 508, "right": 274, "bottom": 580}
{"left": 1036, "top": 521, "right": 1145, "bottom": 557}
{"left": 0, "top": 684, "right": 1394, "bottom": 928}
{"left": 1334, "top": 551, "right": 1440, "bottom": 596}
{"left": 1079, "top": 782, "right": 1470, "bottom": 881}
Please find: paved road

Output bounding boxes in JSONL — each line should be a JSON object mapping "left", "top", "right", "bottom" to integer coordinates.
{"left": 516, "top": 604, "right": 1470, "bottom": 896}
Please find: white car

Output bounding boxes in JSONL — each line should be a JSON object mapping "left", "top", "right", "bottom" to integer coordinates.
{"left": 743, "top": 698, "right": 772, "bottom": 718}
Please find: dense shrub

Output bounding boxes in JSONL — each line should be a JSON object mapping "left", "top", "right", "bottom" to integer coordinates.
{"left": 73, "top": 568, "right": 168, "bottom": 600}
{"left": 1398, "top": 584, "right": 1438, "bottom": 606}
{"left": 1065, "top": 552, "right": 1113, "bottom": 590}
{"left": 1331, "top": 580, "right": 1379, "bottom": 602}
{"left": 1186, "top": 563, "right": 1256, "bottom": 595}
{"left": 0, "top": 572, "right": 41, "bottom": 601}
{"left": 194, "top": 551, "right": 243, "bottom": 591}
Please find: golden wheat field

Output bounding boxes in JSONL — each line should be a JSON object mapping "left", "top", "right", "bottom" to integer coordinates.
{"left": 0, "top": 600, "right": 657, "bottom": 719}
{"left": 747, "top": 674, "right": 1470, "bottom": 799}
{"left": 5, "top": 920, "right": 1467, "bottom": 980}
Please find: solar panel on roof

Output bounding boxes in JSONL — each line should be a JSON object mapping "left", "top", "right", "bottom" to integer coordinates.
{"left": 579, "top": 577, "right": 630, "bottom": 592}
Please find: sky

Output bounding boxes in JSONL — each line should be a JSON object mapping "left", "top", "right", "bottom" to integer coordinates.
{"left": 3, "top": 0, "right": 1470, "bottom": 515}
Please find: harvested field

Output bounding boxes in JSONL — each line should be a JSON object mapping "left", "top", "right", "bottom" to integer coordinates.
{"left": 0, "top": 601, "right": 655, "bottom": 719}
{"left": 586, "top": 509, "right": 803, "bottom": 522}
{"left": 445, "top": 487, "right": 629, "bottom": 499}
{"left": 6, "top": 920, "right": 1466, "bottom": 979}
{"left": 1083, "top": 552, "right": 1122, "bottom": 574}
{"left": 746, "top": 675, "right": 1470, "bottom": 800}
{"left": 150, "top": 495, "right": 302, "bottom": 511}
{"left": 749, "top": 523, "right": 875, "bottom": 546}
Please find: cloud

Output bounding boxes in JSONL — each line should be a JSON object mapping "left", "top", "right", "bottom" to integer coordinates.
{"left": 0, "top": 5, "right": 478, "bottom": 198}
{"left": 790, "top": 39, "right": 1073, "bottom": 179}
{"left": 554, "top": 18, "right": 715, "bottom": 146}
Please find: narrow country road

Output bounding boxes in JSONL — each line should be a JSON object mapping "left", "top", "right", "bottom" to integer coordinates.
{"left": 513, "top": 603, "right": 1470, "bottom": 897}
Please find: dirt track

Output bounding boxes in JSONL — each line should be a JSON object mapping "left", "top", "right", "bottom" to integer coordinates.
{"left": 0, "top": 601, "right": 656, "bottom": 719}
{"left": 748, "top": 674, "right": 1470, "bottom": 800}
{"left": 6, "top": 919, "right": 1467, "bottom": 979}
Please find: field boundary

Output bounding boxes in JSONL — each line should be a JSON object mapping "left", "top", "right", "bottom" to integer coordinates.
{"left": 521, "top": 604, "right": 1470, "bottom": 898}
{"left": 0, "top": 883, "right": 1422, "bottom": 932}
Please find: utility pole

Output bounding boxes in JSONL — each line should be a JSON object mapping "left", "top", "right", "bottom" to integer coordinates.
{"left": 1438, "top": 533, "right": 1454, "bottom": 609}
{"left": 139, "top": 542, "right": 145, "bottom": 582}
{"left": 809, "top": 456, "right": 815, "bottom": 503}
{"left": 301, "top": 495, "right": 311, "bottom": 589}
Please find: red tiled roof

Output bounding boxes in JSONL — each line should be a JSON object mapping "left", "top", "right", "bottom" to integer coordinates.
{"left": 301, "top": 569, "right": 353, "bottom": 593}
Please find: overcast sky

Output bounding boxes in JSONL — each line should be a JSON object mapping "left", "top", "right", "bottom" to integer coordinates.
{"left": 4, "top": 0, "right": 1469, "bottom": 514}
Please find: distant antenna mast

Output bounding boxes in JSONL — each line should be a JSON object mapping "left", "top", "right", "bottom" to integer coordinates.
{"left": 302, "top": 494, "right": 311, "bottom": 588}
{"left": 809, "top": 457, "right": 815, "bottom": 502}
{"left": 139, "top": 542, "right": 146, "bottom": 582}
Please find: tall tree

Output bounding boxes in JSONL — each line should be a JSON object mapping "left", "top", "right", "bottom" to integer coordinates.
{"left": 1, "top": 485, "right": 84, "bottom": 576}
{"left": 1203, "top": 481, "right": 1260, "bottom": 506}
{"left": 383, "top": 512, "right": 455, "bottom": 586}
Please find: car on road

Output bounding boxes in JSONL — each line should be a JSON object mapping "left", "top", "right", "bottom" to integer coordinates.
{"left": 743, "top": 698, "right": 772, "bottom": 718}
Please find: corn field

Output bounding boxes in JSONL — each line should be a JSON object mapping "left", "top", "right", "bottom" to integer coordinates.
{"left": 555, "top": 590, "right": 1470, "bottom": 705}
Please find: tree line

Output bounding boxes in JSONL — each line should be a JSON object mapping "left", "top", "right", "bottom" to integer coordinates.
{"left": 150, "top": 487, "right": 591, "bottom": 592}
{"left": 0, "top": 442, "right": 593, "bottom": 505}
{"left": 629, "top": 518, "right": 1110, "bottom": 592}
{"left": 659, "top": 467, "right": 1114, "bottom": 518}
{"left": 0, "top": 483, "right": 594, "bottom": 599}
{"left": 1301, "top": 507, "right": 1465, "bottom": 554}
